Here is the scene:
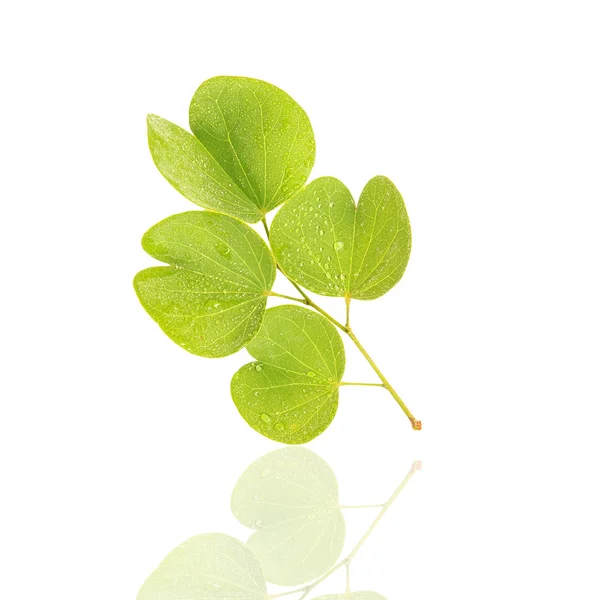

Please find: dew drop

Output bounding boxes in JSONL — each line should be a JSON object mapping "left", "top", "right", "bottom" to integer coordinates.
{"left": 255, "top": 364, "right": 263, "bottom": 372}
{"left": 329, "top": 201, "right": 335, "bottom": 207}
{"left": 334, "top": 241, "right": 345, "bottom": 251}
{"left": 260, "top": 468, "right": 271, "bottom": 478}
{"left": 261, "top": 413, "right": 272, "bottom": 423}
{"left": 255, "top": 519, "right": 263, "bottom": 528}
{"left": 319, "top": 230, "right": 324, "bottom": 236}
{"left": 307, "top": 371, "right": 316, "bottom": 378}
{"left": 275, "top": 423, "right": 285, "bottom": 431}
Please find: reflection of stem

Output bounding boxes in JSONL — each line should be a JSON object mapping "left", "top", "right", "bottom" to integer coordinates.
{"left": 345, "top": 562, "right": 351, "bottom": 594}
{"left": 260, "top": 218, "right": 421, "bottom": 431}
{"left": 269, "top": 461, "right": 420, "bottom": 600}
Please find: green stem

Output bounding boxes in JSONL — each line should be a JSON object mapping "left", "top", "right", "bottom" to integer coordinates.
{"left": 345, "top": 329, "right": 422, "bottom": 431}
{"left": 268, "top": 291, "right": 308, "bottom": 304}
{"left": 345, "top": 295, "right": 351, "bottom": 329}
{"left": 260, "top": 218, "right": 421, "bottom": 430}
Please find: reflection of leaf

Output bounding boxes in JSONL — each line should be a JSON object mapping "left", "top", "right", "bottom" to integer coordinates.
{"left": 270, "top": 176, "right": 411, "bottom": 299}
{"left": 231, "top": 447, "right": 345, "bottom": 586}
{"left": 137, "top": 533, "right": 266, "bottom": 600}
{"left": 231, "top": 305, "right": 345, "bottom": 443}
{"left": 134, "top": 211, "right": 275, "bottom": 357}
{"left": 313, "top": 593, "right": 387, "bottom": 600}
{"left": 189, "top": 76, "right": 316, "bottom": 219}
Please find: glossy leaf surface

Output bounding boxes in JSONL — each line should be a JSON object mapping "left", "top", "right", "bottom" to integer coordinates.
{"left": 270, "top": 176, "right": 411, "bottom": 299}
{"left": 231, "top": 305, "right": 345, "bottom": 443}
{"left": 147, "top": 115, "right": 263, "bottom": 223}
{"left": 146, "top": 76, "right": 316, "bottom": 222}
{"left": 189, "top": 76, "right": 315, "bottom": 217}
{"left": 134, "top": 211, "right": 275, "bottom": 357}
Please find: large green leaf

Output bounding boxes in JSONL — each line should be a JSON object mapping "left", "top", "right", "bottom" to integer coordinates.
{"left": 189, "top": 76, "right": 316, "bottom": 217}
{"left": 231, "top": 305, "right": 345, "bottom": 443}
{"left": 147, "top": 77, "right": 315, "bottom": 223}
{"left": 313, "top": 594, "right": 387, "bottom": 600}
{"left": 137, "top": 533, "right": 266, "bottom": 600}
{"left": 134, "top": 211, "right": 275, "bottom": 358}
{"left": 270, "top": 176, "right": 411, "bottom": 299}
{"left": 231, "top": 447, "right": 345, "bottom": 586}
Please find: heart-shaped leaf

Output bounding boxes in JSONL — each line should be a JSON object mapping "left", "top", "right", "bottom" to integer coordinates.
{"left": 134, "top": 211, "right": 275, "bottom": 357}
{"left": 231, "top": 447, "right": 345, "bottom": 586}
{"left": 137, "top": 533, "right": 266, "bottom": 600}
{"left": 313, "top": 594, "right": 387, "bottom": 600}
{"left": 270, "top": 176, "right": 411, "bottom": 299}
{"left": 147, "top": 77, "right": 315, "bottom": 223}
{"left": 231, "top": 305, "right": 345, "bottom": 443}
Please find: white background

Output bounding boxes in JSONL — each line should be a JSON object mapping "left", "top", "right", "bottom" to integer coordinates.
{"left": 1, "top": 1, "right": 599, "bottom": 598}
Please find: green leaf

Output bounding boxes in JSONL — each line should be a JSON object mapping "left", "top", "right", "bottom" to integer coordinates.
{"left": 313, "top": 593, "right": 387, "bottom": 600}
{"left": 189, "top": 76, "right": 316, "bottom": 216}
{"left": 231, "top": 305, "right": 345, "bottom": 443}
{"left": 137, "top": 533, "right": 266, "bottom": 600}
{"left": 231, "top": 447, "right": 345, "bottom": 586}
{"left": 148, "top": 77, "right": 316, "bottom": 224}
{"left": 133, "top": 211, "right": 275, "bottom": 358}
{"left": 147, "top": 115, "right": 263, "bottom": 223}
{"left": 270, "top": 176, "right": 411, "bottom": 299}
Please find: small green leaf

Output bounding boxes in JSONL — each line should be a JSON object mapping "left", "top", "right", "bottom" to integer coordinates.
{"left": 231, "top": 447, "right": 345, "bottom": 586}
{"left": 137, "top": 533, "right": 266, "bottom": 600}
{"left": 134, "top": 211, "right": 275, "bottom": 357}
{"left": 313, "top": 593, "right": 387, "bottom": 600}
{"left": 147, "top": 115, "right": 263, "bottom": 223}
{"left": 270, "top": 175, "right": 411, "bottom": 299}
{"left": 189, "top": 76, "right": 316, "bottom": 216}
{"left": 231, "top": 305, "right": 345, "bottom": 443}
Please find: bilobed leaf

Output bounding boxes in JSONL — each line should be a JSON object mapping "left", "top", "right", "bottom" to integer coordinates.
{"left": 270, "top": 176, "right": 411, "bottom": 299}
{"left": 133, "top": 211, "right": 275, "bottom": 358}
{"left": 313, "top": 593, "right": 387, "bottom": 600}
{"left": 137, "top": 533, "right": 266, "bottom": 600}
{"left": 231, "top": 447, "right": 345, "bottom": 586}
{"left": 231, "top": 305, "right": 345, "bottom": 443}
{"left": 147, "top": 115, "right": 263, "bottom": 223}
{"left": 147, "top": 77, "right": 315, "bottom": 223}
{"left": 189, "top": 76, "right": 316, "bottom": 215}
